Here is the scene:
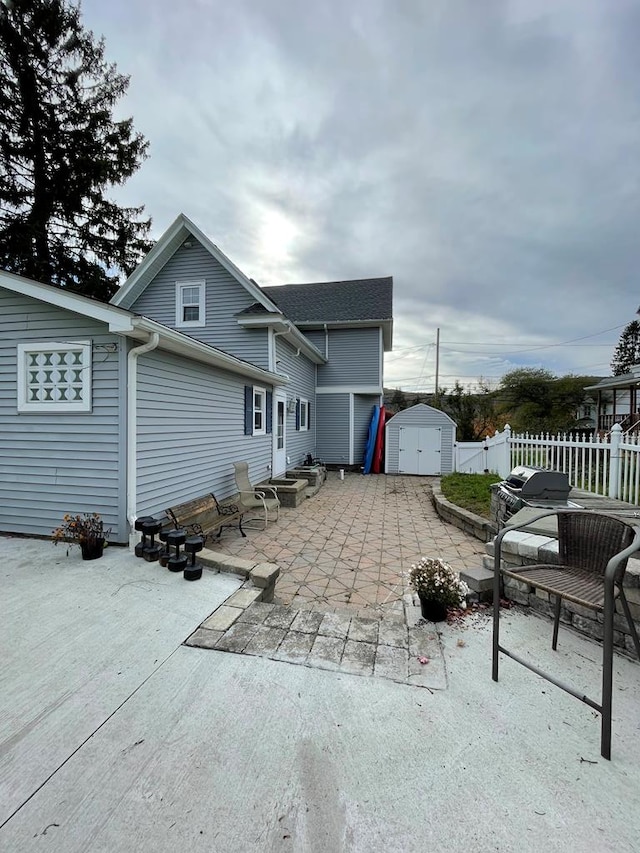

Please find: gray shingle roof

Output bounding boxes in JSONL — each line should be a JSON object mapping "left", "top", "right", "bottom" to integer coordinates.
{"left": 261, "top": 277, "right": 392, "bottom": 323}
{"left": 236, "top": 302, "right": 273, "bottom": 316}
{"left": 584, "top": 373, "right": 640, "bottom": 391}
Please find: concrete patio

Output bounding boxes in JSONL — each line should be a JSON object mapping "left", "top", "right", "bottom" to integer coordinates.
{"left": 1, "top": 477, "right": 640, "bottom": 852}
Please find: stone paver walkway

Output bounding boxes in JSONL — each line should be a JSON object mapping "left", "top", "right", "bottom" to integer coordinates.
{"left": 186, "top": 599, "right": 453, "bottom": 690}
{"left": 215, "top": 472, "right": 484, "bottom": 616}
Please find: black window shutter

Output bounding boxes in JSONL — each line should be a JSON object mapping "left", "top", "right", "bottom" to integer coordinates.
{"left": 295, "top": 399, "right": 300, "bottom": 431}
{"left": 244, "top": 386, "right": 253, "bottom": 435}
{"left": 266, "top": 390, "right": 273, "bottom": 433}
{"left": 308, "top": 402, "right": 311, "bottom": 429}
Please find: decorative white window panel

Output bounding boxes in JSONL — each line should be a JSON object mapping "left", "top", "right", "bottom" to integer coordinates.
{"left": 253, "top": 386, "right": 266, "bottom": 435}
{"left": 17, "top": 342, "right": 92, "bottom": 412}
{"left": 175, "top": 280, "right": 206, "bottom": 327}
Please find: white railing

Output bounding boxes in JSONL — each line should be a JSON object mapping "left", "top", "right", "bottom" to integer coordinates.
{"left": 454, "top": 423, "right": 640, "bottom": 505}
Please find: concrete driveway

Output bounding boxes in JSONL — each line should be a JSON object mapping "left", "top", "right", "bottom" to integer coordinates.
{"left": 2, "top": 501, "right": 640, "bottom": 851}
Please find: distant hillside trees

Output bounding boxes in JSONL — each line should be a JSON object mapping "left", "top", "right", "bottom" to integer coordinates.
{"left": 385, "top": 368, "right": 598, "bottom": 438}
{"left": 497, "top": 368, "right": 598, "bottom": 434}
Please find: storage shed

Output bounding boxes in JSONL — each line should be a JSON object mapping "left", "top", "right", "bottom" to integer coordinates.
{"left": 385, "top": 403, "right": 456, "bottom": 475}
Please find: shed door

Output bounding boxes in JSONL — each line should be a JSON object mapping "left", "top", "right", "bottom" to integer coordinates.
{"left": 398, "top": 427, "right": 442, "bottom": 475}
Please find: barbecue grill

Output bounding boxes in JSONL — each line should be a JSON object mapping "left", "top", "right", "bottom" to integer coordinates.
{"left": 492, "top": 465, "right": 577, "bottom": 527}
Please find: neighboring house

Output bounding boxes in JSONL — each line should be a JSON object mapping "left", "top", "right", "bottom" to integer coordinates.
{"left": 574, "top": 395, "right": 597, "bottom": 432}
{"left": 1, "top": 214, "right": 392, "bottom": 542}
{"left": 585, "top": 369, "right": 640, "bottom": 434}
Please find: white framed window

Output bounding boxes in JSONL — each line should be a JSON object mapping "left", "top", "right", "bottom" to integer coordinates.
{"left": 299, "top": 398, "right": 309, "bottom": 431}
{"left": 253, "top": 386, "right": 266, "bottom": 435}
{"left": 17, "top": 341, "right": 92, "bottom": 413}
{"left": 175, "top": 280, "right": 205, "bottom": 327}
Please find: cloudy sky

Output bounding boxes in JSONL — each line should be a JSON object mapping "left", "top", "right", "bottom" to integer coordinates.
{"left": 80, "top": 0, "right": 640, "bottom": 391}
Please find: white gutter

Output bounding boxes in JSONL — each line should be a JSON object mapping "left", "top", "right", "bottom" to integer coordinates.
{"left": 126, "top": 332, "right": 160, "bottom": 547}
{"left": 130, "top": 317, "right": 286, "bottom": 385}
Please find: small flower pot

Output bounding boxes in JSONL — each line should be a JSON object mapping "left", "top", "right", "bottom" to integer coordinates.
{"left": 80, "top": 538, "right": 105, "bottom": 561}
{"left": 418, "top": 595, "right": 448, "bottom": 622}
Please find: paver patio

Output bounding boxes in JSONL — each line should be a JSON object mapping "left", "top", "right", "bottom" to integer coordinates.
{"left": 215, "top": 471, "right": 484, "bottom": 615}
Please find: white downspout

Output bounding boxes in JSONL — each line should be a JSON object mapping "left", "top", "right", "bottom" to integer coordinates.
{"left": 127, "top": 332, "right": 160, "bottom": 547}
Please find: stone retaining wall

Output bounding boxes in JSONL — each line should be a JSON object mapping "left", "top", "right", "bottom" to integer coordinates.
{"left": 430, "top": 481, "right": 496, "bottom": 542}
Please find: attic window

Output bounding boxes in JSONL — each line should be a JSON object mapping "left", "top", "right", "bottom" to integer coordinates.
{"left": 175, "top": 280, "right": 205, "bottom": 327}
{"left": 17, "top": 342, "right": 92, "bottom": 413}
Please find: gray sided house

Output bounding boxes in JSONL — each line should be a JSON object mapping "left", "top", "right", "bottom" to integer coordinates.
{"left": 385, "top": 404, "right": 456, "bottom": 475}
{"left": 112, "top": 213, "right": 393, "bottom": 469}
{"left": 1, "top": 213, "right": 393, "bottom": 543}
{"left": 262, "top": 278, "right": 393, "bottom": 466}
{"left": 0, "top": 271, "right": 284, "bottom": 544}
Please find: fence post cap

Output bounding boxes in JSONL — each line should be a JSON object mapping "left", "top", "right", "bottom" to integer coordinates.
{"left": 611, "top": 422, "right": 623, "bottom": 434}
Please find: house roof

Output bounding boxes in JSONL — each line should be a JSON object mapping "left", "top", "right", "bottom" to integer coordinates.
{"left": 261, "top": 277, "right": 394, "bottom": 350}
{"left": 262, "top": 277, "right": 392, "bottom": 322}
{"left": 110, "top": 213, "right": 325, "bottom": 365}
{"left": 109, "top": 213, "right": 391, "bottom": 354}
{"left": 110, "top": 213, "right": 281, "bottom": 315}
{"left": 0, "top": 269, "right": 285, "bottom": 386}
{"left": 585, "top": 373, "right": 640, "bottom": 392}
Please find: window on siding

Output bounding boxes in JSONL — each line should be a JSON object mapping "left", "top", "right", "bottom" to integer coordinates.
{"left": 175, "top": 280, "right": 206, "bottom": 327}
{"left": 244, "top": 385, "right": 272, "bottom": 435}
{"left": 17, "top": 342, "right": 92, "bottom": 413}
{"left": 298, "top": 398, "right": 309, "bottom": 431}
{"left": 253, "top": 386, "right": 266, "bottom": 435}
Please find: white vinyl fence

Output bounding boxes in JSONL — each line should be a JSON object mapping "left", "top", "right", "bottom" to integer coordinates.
{"left": 454, "top": 423, "right": 640, "bottom": 505}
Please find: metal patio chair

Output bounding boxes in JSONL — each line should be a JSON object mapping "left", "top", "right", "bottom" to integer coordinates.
{"left": 492, "top": 510, "right": 640, "bottom": 759}
{"left": 233, "top": 461, "right": 280, "bottom": 530}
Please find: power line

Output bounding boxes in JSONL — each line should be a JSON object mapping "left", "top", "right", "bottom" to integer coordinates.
{"left": 387, "top": 322, "right": 627, "bottom": 360}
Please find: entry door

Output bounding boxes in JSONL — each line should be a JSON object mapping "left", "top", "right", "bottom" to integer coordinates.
{"left": 398, "top": 427, "right": 442, "bottom": 475}
{"left": 273, "top": 390, "right": 287, "bottom": 475}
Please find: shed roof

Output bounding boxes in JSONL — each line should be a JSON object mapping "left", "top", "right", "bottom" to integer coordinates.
{"left": 386, "top": 403, "right": 457, "bottom": 427}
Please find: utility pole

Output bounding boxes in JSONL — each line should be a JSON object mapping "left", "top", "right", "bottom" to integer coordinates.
{"left": 434, "top": 327, "right": 440, "bottom": 405}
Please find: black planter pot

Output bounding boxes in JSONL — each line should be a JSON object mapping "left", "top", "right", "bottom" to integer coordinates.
{"left": 80, "top": 538, "right": 105, "bottom": 561}
{"left": 418, "top": 595, "right": 448, "bottom": 622}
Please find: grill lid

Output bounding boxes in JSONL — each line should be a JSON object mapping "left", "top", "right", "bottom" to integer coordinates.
{"left": 501, "top": 465, "right": 571, "bottom": 501}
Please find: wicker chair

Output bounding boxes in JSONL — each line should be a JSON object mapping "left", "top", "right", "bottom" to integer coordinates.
{"left": 233, "top": 461, "right": 280, "bottom": 530}
{"left": 492, "top": 510, "right": 640, "bottom": 759}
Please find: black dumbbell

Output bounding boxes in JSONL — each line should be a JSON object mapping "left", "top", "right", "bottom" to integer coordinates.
{"left": 141, "top": 518, "right": 162, "bottom": 562}
{"left": 166, "top": 528, "right": 187, "bottom": 572}
{"left": 134, "top": 516, "right": 157, "bottom": 558}
{"left": 184, "top": 535, "right": 204, "bottom": 581}
{"left": 158, "top": 529, "right": 171, "bottom": 567}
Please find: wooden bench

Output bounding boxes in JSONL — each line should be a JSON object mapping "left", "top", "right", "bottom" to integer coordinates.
{"left": 164, "top": 493, "right": 246, "bottom": 543}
